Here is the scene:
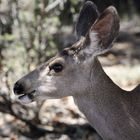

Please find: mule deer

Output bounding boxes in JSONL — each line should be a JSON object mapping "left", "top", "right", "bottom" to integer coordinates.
{"left": 13, "top": 1, "right": 140, "bottom": 140}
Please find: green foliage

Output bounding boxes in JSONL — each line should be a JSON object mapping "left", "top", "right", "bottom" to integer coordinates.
{"left": 0, "top": 0, "right": 83, "bottom": 89}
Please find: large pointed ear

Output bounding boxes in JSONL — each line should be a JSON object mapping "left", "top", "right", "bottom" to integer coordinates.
{"left": 76, "top": 1, "right": 99, "bottom": 39}
{"left": 62, "top": 6, "right": 119, "bottom": 63}
{"left": 88, "top": 6, "right": 120, "bottom": 55}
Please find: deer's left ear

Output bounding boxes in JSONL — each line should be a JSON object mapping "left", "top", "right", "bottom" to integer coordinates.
{"left": 88, "top": 6, "right": 119, "bottom": 55}
{"left": 76, "top": 1, "right": 99, "bottom": 39}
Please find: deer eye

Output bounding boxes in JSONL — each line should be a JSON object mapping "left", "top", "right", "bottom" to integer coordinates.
{"left": 50, "top": 63, "right": 63, "bottom": 73}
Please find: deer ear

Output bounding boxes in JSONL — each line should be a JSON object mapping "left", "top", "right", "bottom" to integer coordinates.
{"left": 76, "top": 1, "right": 99, "bottom": 39}
{"left": 89, "top": 6, "right": 119, "bottom": 55}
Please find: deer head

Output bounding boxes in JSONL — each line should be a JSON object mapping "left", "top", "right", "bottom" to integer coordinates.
{"left": 13, "top": 1, "right": 119, "bottom": 104}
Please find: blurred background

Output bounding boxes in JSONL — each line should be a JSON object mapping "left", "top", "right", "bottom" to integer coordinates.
{"left": 0, "top": 0, "right": 140, "bottom": 139}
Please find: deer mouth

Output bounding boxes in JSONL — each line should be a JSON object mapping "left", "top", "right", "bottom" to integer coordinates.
{"left": 18, "top": 90, "right": 36, "bottom": 104}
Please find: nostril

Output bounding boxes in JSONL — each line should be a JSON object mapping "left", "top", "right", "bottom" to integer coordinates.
{"left": 13, "top": 82, "right": 24, "bottom": 95}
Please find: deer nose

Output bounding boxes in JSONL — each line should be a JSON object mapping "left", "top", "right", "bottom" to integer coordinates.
{"left": 13, "top": 82, "right": 24, "bottom": 95}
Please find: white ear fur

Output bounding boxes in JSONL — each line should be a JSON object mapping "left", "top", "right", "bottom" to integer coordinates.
{"left": 77, "top": 32, "right": 99, "bottom": 62}
{"left": 88, "top": 30, "right": 112, "bottom": 56}
{"left": 84, "top": 31, "right": 100, "bottom": 56}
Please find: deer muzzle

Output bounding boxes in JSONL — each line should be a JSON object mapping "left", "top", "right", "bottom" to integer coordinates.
{"left": 13, "top": 79, "right": 36, "bottom": 104}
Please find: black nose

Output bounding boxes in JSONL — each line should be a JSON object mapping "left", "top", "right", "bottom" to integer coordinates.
{"left": 13, "top": 82, "right": 24, "bottom": 95}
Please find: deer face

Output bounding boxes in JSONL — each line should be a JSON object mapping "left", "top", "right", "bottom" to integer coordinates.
{"left": 13, "top": 45, "right": 90, "bottom": 104}
{"left": 14, "top": 33, "right": 94, "bottom": 102}
{"left": 13, "top": 1, "right": 119, "bottom": 104}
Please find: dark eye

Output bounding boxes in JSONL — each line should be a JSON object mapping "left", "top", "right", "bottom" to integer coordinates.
{"left": 50, "top": 63, "right": 63, "bottom": 73}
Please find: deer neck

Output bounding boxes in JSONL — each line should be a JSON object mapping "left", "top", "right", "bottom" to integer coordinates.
{"left": 73, "top": 57, "right": 129, "bottom": 139}
{"left": 75, "top": 57, "right": 124, "bottom": 100}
